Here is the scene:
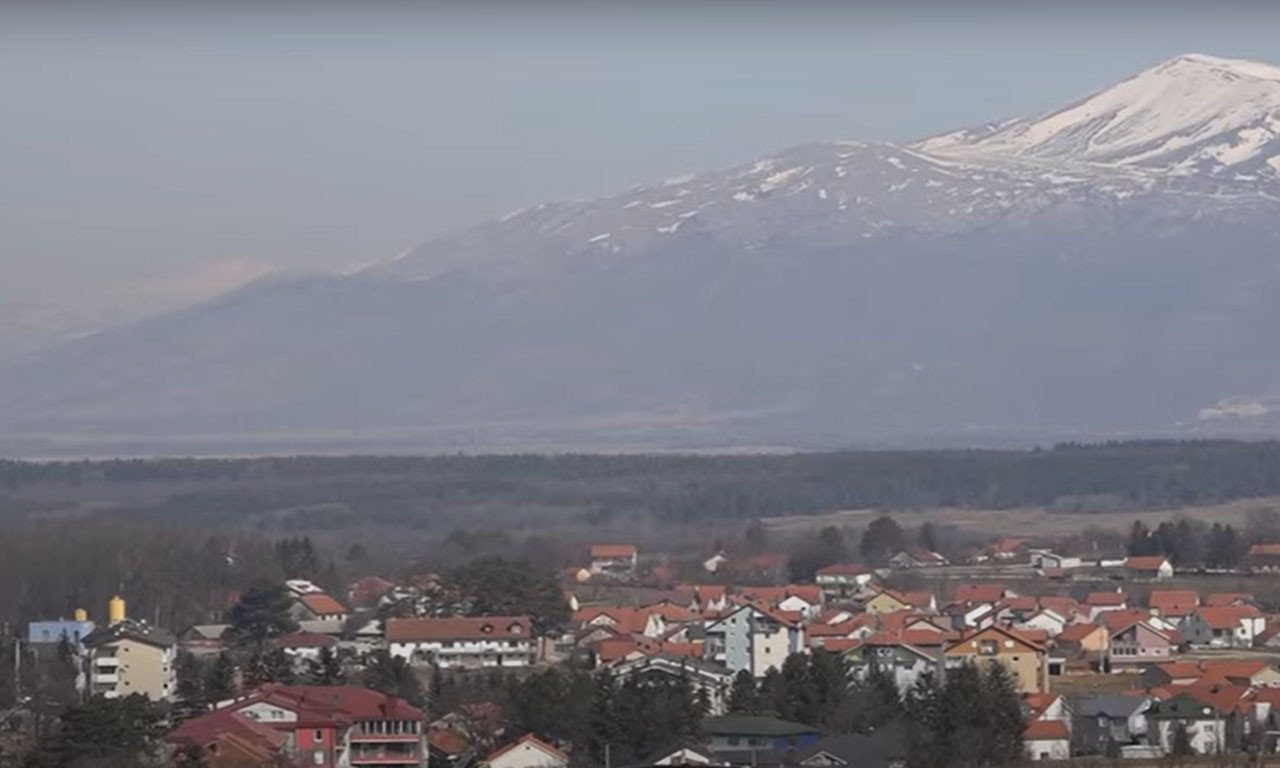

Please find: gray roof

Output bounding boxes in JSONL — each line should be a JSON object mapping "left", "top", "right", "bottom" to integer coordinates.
{"left": 796, "top": 725, "right": 906, "bottom": 767}
{"left": 1078, "top": 694, "right": 1148, "bottom": 718}
{"left": 83, "top": 619, "right": 176, "bottom": 650}
{"left": 703, "top": 715, "right": 820, "bottom": 738}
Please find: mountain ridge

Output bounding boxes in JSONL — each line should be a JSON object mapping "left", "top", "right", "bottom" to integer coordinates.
{"left": 4, "top": 54, "right": 1280, "bottom": 456}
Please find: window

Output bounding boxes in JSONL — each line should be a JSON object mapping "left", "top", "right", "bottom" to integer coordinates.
{"left": 313, "top": 751, "right": 325, "bottom": 765}
{"left": 979, "top": 640, "right": 997, "bottom": 655}
{"left": 314, "top": 730, "right": 324, "bottom": 742}
{"left": 728, "top": 737, "right": 740, "bottom": 746}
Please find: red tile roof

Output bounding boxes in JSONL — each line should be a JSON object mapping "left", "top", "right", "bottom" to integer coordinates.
{"left": 954, "top": 584, "right": 1007, "bottom": 604}
{"left": 1037, "top": 596, "right": 1081, "bottom": 617}
{"left": 386, "top": 616, "right": 531, "bottom": 641}
{"left": 1024, "top": 720, "right": 1070, "bottom": 740}
{"left": 1057, "top": 623, "right": 1105, "bottom": 643}
{"left": 1148, "top": 590, "right": 1199, "bottom": 614}
{"left": 1125, "top": 556, "right": 1170, "bottom": 571}
{"left": 816, "top": 562, "right": 871, "bottom": 576}
{"left": 168, "top": 707, "right": 288, "bottom": 751}
{"left": 819, "top": 637, "right": 862, "bottom": 652}
{"left": 1204, "top": 592, "right": 1254, "bottom": 607}
{"left": 427, "top": 727, "right": 471, "bottom": 756}
{"left": 1194, "top": 605, "right": 1261, "bottom": 629}
{"left": 737, "top": 585, "right": 824, "bottom": 606}
{"left": 1085, "top": 591, "right": 1127, "bottom": 607}
{"left": 590, "top": 544, "right": 636, "bottom": 559}
{"left": 299, "top": 593, "right": 347, "bottom": 616}
{"left": 1249, "top": 543, "right": 1280, "bottom": 557}
{"left": 347, "top": 576, "right": 395, "bottom": 609}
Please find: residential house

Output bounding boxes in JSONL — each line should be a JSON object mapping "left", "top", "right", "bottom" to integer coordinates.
{"left": 386, "top": 616, "right": 535, "bottom": 669}
{"left": 864, "top": 589, "right": 935, "bottom": 615}
{"left": 1084, "top": 591, "right": 1127, "bottom": 619}
{"left": 1124, "top": 556, "right": 1174, "bottom": 581}
{"left": 1018, "top": 608, "right": 1067, "bottom": 638}
{"left": 704, "top": 604, "right": 805, "bottom": 678}
{"left": 347, "top": 576, "right": 395, "bottom": 610}
{"left": 291, "top": 593, "right": 349, "bottom": 623}
{"left": 1205, "top": 592, "right": 1255, "bottom": 607}
{"left": 1147, "top": 590, "right": 1200, "bottom": 621}
{"left": 1076, "top": 695, "right": 1152, "bottom": 755}
{"left": 1143, "top": 659, "right": 1280, "bottom": 689}
{"left": 589, "top": 544, "right": 638, "bottom": 576}
{"left": 988, "top": 538, "right": 1029, "bottom": 562}
{"left": 1248, "top": 543, "right": 1280, "bottom": 572}
{"left": 1107, "top": 620, "right": 1174, "bottom": 668}
{"left": 1024, "top": 721, "right": 1071, "bottom": 761}
{"left": 943, "top": 625, "right": 1048, "bottom": 693}
{"left": 888, "top": 550, "right": 949, "bottom": 569}
{"left": 1148, "top": 690, "right": 1243, "bottom": 755}
{"left": 737, "top": 585, "right": 824, "bottom": 619}
{"left": 203, "top": 684, "right": 426, "bottom": 768}
{"left": 611, "top": 652, "right": 735, "bottom": 715}
{"left": 953, "top": 584, "right": 1011, "bottom": 604}
{"left": 1055, "top": 622, "right": 1109, "bottom": 659}
{"left": 27, "top": 617, "right": 96, "bottom": 653}
{"left": 1180, "top": 605, "right": 1266, "bottom": 648}
{"left": 703, "top": 552, "right": 730, "bottom": 574}
{"left": 1029, "top": 550, "right": 1082, "bottom": 572}
{"left": 166, "top": 706, "right": 290, "bottom": 768}
{"left": 640, "top": 746, "right": 724, "bottom": 766}
{"left": 178, "top": 624, "right": 229, "bottom": 658}
{"left": 485, "top": 734, "right": 569, "bottom": 768}
{"left": 815, "top": 563, "right": 875, "bottom": 599}
{"left": 273, "top": 631, "right": 339, "bottom": 663}
{"left": 83, "top": 619, "right": 177, "bottom": 701}
{"left": 702, "top": 715, "right": 822, "bottom": 754}
{"left": 852, "top": 632, "right": 942, "bottom": 692}
{"left": 794, "top": 725, "right": 906, "bottom": 768}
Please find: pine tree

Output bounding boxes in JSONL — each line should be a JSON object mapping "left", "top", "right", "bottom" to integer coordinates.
{"left": 203, "top": 653, "right": 236, "bottom": 705}
{"left": 174, "top": 653, "right": 207, "bottom": 721}
{"left": 305, "top": 646, "right": 345, "bottom": 686}
{"left": 1171, "top": 720, "right": 1193, "bottom": 756}
{"left": 979, "top": 661, "right": 1026, "bottom": 765}
{"left": 363, "top": 650, "right": 426, "bottom": 707}
{"left": 727, "top": 670, "right": 760, "bottom": 714}
{"left": 224, "top": 583, "right": 300, "bottom": 650}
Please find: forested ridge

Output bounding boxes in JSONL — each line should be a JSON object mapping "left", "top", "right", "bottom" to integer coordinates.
{"left": 4, "top": 440, "right": 1280, "bottom": 524}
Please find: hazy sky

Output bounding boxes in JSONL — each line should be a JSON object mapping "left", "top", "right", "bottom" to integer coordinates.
{"left": 5, "top": 0, "right": 1280, "bottom": 317}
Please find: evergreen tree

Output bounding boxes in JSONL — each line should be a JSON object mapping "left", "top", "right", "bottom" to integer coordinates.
{"left": 1170, "top": 720, "right": 1193, "bottom": 757}
{"left": 727, "top": 670, "right": 760, "bottom": 714}
{"left": 174, "top": 653, "right": 207, "bottom": 721}
{"left": 203, "top": 653, "right": 237, "bottom": 704}
{"left": 860, "top": 515, "right": 904, "bottom": 565}
{"left": 363, "top": 650, "right": 426, "bottom": 707}
{"left": 918, "top": 522, "right": 939, "bottom": 553}
{"left": 305, "top": 646, "right": 346, "bottom": 686}
{"left": 224, "top": 583, "right": 300, "bottom": 650}
{"left": 979, "top": 662, "right": 1026, "bottom": 765}
{"left": 25, "top": 694, "right": 166, "bottom": 768}
{"left": 452, "top": 557, "right": 571, "bottom": 636}
{"left": 247, "top": 647, "right": 297, "bottom": 686}
{"left": 849, "top": 662, "right": 900, "bottom": 733}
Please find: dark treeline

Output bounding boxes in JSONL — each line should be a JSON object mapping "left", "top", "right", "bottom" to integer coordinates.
{"left": 6, "top": 441, "right": 1280, "bottom": 527}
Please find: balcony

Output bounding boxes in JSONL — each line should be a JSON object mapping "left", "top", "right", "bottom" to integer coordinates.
{"left": 350, "top": 734, "right": 420, "bottom": 743}
{"left": 349, "top": 749, "right": 421, "bottom": 765}
{"left": 94, "top": 656, "right": 120, "bottom": 667}
{"left": 93, "top": 673, "right": 120, "bottom": 685}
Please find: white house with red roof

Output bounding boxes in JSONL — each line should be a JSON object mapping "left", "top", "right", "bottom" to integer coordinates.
{"left": 815, "top": 563, "right": 875, "bottom": 598}
{"left": 1124, "top": 556, "right": 1174, "bottom": 581}
{"left": 291, "top": 593, "right": 349, "bottom": 623}
{"left": 1179, "top": 605, "right": 1266, "bottom": 648}
{"left": 589, "top": 544, "right": 638, "bottom": 576}
{"left": 274, "top": 630, "right": 339, "bottom": 663}
{"left": 386, "top": 616, "right": 534, "bottom": 669}
{"left": 485, "top": 734, "right": 569, "bottom": 768}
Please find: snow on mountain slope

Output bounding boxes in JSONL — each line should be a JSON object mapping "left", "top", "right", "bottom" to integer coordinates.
{"left": 916, "top": 54, "right": 1280, "bottom": 177}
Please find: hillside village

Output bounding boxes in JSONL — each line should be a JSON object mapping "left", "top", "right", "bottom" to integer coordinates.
{"left": 15, "top": 526, "right": 1280, "bottom": 768}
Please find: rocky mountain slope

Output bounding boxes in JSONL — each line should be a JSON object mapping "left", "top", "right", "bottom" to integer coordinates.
{"left": 4, "top": 54, "right": 1280, "bottom": 455}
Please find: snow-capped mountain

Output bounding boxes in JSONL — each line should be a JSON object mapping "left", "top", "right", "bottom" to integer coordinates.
{"left": 917, "top": 54, "right": 1280, "bottom": 176}
{"left": 4, "top": 54, "right": 1280, "bottom": 456}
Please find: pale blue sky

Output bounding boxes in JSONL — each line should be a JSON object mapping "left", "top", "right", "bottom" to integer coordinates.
{"left": 4, "top": 1, "right": 1280, "bottom": 311}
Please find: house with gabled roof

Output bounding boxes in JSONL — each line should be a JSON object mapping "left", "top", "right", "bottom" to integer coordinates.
{"left": 815, "top": 563, "right": 875, "bottom": 598}
{"left": 290, "top": 592, "right": 349, "bottom": 623}
{"left": 944, "top": 624, "right": 1049, "bottom": 693}
{"left": 1124, "top": 556, "right": 1173, "bottom": 581}
{"left": 611, "top": 652, "right": 735, "bottom": 715}
{"left": 864, "top": 588, "right": 935, "bottom": 615}
{"left": 1147, "top": 589, "right": 1199, "bottom": 619}
{"left": 852, "top": 631, "right": 942, "bottom": 692}
{"left": 1084, "top": 590, "right": 1127, "bottom": 619}
{"left": 486, "top": 733, "right": 569, "bottom": 768}
{"left": 1107, "top": 618, "right": 1174, "bottom": 668}
{"left": 1148, "top": 688, "right": 1246, "bottom": 755}
{"left": 1179, "top": 605, "right": 1266, "bottom": 648}
{"left": 888, "top": 549, "right": 948, "bottom": 569}
{"left": 386, "top": 616, "right": 534, "bottom": 669}
{"left": 704, "top": 604, "right": 804, "bottom": 678}
{"left": 1076, "top": 694, "right": 1152, "bottom": 755}
{"left": 1248, "top": 543, "right": 1280, "bottom": 572}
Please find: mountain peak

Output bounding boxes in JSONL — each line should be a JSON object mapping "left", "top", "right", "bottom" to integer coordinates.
{"left": 915, "top": 54, "right": 1280, "bottom": 174}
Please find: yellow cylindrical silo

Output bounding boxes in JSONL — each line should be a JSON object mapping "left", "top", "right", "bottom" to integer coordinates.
{"left": 73, "top": 608, "right": 88, "bottom": 622}
{"left": 108, "top": 595, "right": 126, "bottom": 624}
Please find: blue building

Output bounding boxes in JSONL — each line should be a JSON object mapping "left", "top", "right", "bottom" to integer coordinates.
{"left": 28, "top": 619, "right": 96, "bottom": 652}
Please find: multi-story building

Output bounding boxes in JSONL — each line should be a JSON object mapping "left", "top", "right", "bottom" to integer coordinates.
{"left": 386, "top": 616, "right": 535, "bottom": 669}
{"left": 176, "top": 684, "right": 427, "bottom": 767}
{"left": 943, "top": 625, "right": 1048, "bottom": 693}
{"left": 704, "top": 604, "right": 805, "bottom": 678}
{"left": 82, "top": 597, "right": 176, "bottom": 701}
{"left": 814, "top": 563, "right": 874, "bottom": 599}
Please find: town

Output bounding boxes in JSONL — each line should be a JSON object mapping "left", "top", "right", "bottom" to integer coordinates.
{"left": 10, "top": 513, "right": 1280, "bottom": 768}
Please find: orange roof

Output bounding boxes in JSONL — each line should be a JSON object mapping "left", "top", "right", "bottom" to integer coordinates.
{"left": 807, "top": 620, "right": 859, "bottom": 638}
{"left": 486, "top": 734, "right": 568, "bottom": 764}
{"left": 947, "top": 624, "right": 1045, "bottom": 653}
{"left": 573, "top": 606, "right": 659, "bottom": 634}
{"left": 816, "top": 562, "right": 871, "bottom": 576}
{"left": 641, "top": 602, "right": 699, "bottom": 623}
{"left": 820, "top": 637, "right": 862, "bottom": 652}
{"left": 1010, "top": 627, "right": 1050, "bottom": 645}
{"left": 1098, "top": 609, "right": 1154, "bottom": 631}
{"left": 1085, "top": 591, "right": 1126, "bottom": 606}
{"left": 1205, "top": 592, "right": 1253, "bottom": 607}
{"left": 1057, "top": 623, "right": 1105, "bottom": 643}
{"left": 989, "top": 537, "right": 1028, "bottom": 553}
{"left": 1183, "top": 682, "right": 1252, "bottom": 715}
{"left": 999, "top": 595, "right": 1038, "bottom": 612}
{"left": 954, "top": 584, "right": 1007, "bottom": 604}
{"left": 1249, "top": 543, "right": 1280, "bottom": 557}
{"left": 428, "top": 727, "right": 471, "bottom": 756}
{"left": 1156, "top": 659, "right": 1273, "bottom": 682}
{"left": 1024, "top": 720, "right": 1070, "bottom": 740}
{"left": 594, "top": 635, "right": 661, "bottom": 662}
{"left": 738, "top": 584, "right": 824, "bottom": 606}
{"left": 300, "top": 593, "right": 347, "bottom": 616}
{"left": 1037, "top": 596, "right": 1081, "bottom": 617}
{"left": 386, "top": 616, "right": 531, "bottom": 641}
{"left": 1194, "top": 605, "right": 1261, "bottom": 629}
{"left": 590, "top": 544, "right": 636, "bottom": 559}
{"left": 1125, "top": 556, "right": 1170, "bottom": 570}
{"left": 1023, "top": 693, "right": 1061, "bottom": 719}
